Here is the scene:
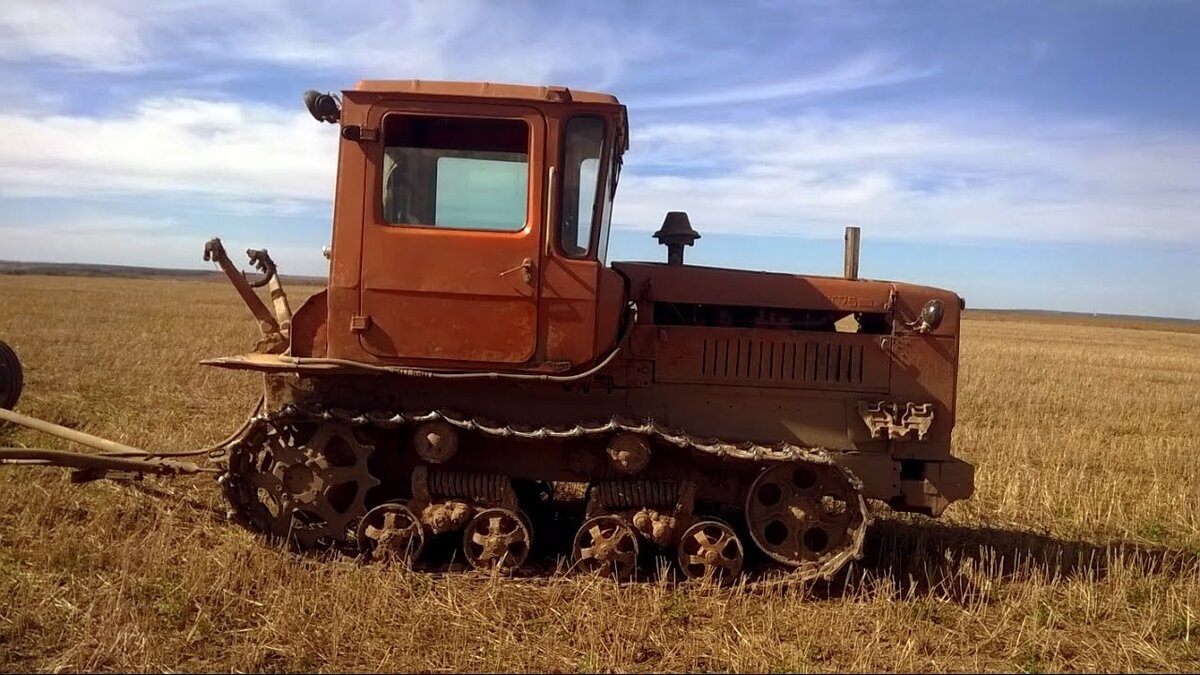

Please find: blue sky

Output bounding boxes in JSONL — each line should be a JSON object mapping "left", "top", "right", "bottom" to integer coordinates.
{"left": 0, "top": 0, "right": 1197, "bottom": 318}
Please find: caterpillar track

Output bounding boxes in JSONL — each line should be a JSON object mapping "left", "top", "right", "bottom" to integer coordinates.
{"left": 218, "top": 403, "right": 871, "bottom": 584}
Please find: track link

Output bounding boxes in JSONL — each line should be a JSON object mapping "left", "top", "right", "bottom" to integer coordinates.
{"left": 219, "top": 404, "right": 871, "bottom": 581}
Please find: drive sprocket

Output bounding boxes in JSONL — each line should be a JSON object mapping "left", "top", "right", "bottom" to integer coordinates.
{"left": 222, "top": 419, "right": 379, "bottom": 551}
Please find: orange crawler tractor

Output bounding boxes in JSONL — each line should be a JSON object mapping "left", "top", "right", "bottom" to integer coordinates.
{"left": 0, "top": 80, "right": 973, "bottom": 583}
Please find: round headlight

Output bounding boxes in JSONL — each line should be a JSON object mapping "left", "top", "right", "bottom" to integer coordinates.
{"left": 920, "top": 299, "right": 945, "bottom": 332}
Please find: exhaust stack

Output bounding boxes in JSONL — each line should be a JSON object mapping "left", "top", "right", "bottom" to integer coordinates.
{"left": 843, "top": 226, "right": 860, "bottom": 280}
{"left": 653, "top": 211, "right": 701, "bottom": 265}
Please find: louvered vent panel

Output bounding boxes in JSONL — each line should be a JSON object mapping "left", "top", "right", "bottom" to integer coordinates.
{"left": 698, "top": 337, "right": 867, "bottom": 386}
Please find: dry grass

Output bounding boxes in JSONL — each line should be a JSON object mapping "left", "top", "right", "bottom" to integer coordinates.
{"left": 1, "top": 274, "right": 1199, "bottom": 673}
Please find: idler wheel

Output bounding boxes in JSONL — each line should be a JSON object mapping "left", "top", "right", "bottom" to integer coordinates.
{"left": 0, "top": 339, "right": 23, "bottom": 410}
{"left": 677, "top": 519, "right": 744, "bottom": 584}
{"left": 462, "top": 507, "right": 532, "bottom": 572}
{"left": 743, "top": 462, "right": 868, "bottom": 579}
{"left": 357, "top": 501, "right": 425, "bottom": 564}
{"left": 572, "top": 515, "right": 639, "bottom": 580}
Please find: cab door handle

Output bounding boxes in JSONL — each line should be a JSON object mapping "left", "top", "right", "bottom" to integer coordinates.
{"left": 499, "top": 258, "right": 534, "bottom": 284}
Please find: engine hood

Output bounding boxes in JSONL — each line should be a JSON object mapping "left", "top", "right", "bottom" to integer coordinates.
{"left": 610, "top": 261, "right": 962, "bottom": 336}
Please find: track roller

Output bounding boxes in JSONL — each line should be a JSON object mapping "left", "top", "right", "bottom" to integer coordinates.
{"left": 572, "top": 514, "right": 639, "bottom": 580}
{"left": 357, "top": 501, "right": 425, "bottom": 564}
{"left": 677, "top": 518, "right": 744, "bottom": 584}
{"left": 462, "top": 507, "right": 532, "bottom": 571}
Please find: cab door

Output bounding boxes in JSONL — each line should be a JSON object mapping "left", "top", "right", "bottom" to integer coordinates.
{"left": 357, "top": 102, "right": 546, "bottom": 364}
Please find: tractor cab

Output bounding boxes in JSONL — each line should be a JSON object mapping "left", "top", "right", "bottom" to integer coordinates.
{"left": 308, "top": 81, "right": 629, "bottom": 372}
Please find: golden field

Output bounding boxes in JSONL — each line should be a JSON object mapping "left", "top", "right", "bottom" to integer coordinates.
{"left": 1, "top": 273, "right": 1199, "bottom": 673}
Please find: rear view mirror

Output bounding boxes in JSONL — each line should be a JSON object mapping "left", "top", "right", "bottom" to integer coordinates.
{"left": 303, "top": 90, "right": 341, "bottom": 123}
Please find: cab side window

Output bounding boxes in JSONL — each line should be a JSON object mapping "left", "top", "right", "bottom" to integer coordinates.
{"left": 382, "top": 114, "right": 530, "bottom": 231}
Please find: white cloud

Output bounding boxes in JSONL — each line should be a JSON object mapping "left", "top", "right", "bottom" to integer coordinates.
{"left": 612, "top": 113, "right": 1200, "bottom": 243}
{"left": 1, "top": 0, "right": 1196, "bottom": 257}
{"left": 1, "top": 96, "right": 1197, "bottom": 249}
{"left": 0, "top": 1, "right": 145, "bottom": 71}
{"left": 0, "top": 97, "right": 336, "bottom": 206}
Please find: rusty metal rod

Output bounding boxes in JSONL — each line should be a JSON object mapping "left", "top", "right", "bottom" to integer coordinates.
{"left": 203, "top": 238, "right": 280, "bottom": 337}
{"left": 0, "top": 406, "right": 149, "bottom": 456}
{"left": 844, "top": 225, "right": 861, "bottom": 280}
{"left": 0, "top": 447, "right": 215, "bottom": 474}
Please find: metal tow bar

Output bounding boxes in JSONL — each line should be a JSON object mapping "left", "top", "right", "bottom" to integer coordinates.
{"left": 0, "top": 407, "right": 217, "bottom": 483}
{"left": 202, "top": 237, "right": 292, "bottom": 354}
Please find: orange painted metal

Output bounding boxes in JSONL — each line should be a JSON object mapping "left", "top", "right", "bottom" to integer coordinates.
{"left": 0, "top": 79, "right": 980, "bottom": 577}
{"left": 351, "top": 80, "right": 623, "bottom": 107}
{"left": 324, "top": 84, "right": 627, "bottom": 369}
{"left": 211, "top": 78, "right": 972, "bottom": 517}
{"left": 357, "top": 102, "right": 545, "bottom": 364}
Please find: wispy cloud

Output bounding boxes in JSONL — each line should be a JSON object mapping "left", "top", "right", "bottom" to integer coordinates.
{"left": 217, "top": 0, "right": 658, "bottom": 88}
{"left": 0, "top": 0, "right": 661, "bottom": 90}
{"left": 614, "top": 112, "right": 1200, "bottom": 243}
{"left": 2, "top": 92, "right": 1197, "bottom": 249}
{"left": 0, "top": 97, "right": 335, "bottom": 205}
{"left": 0, "top": 0, "right": 146, "bottom": 71}
{"left": 628, "top": 52, "right": 937, "bottom": 110}
{"left": 1, "top": 0, "right": 1197, "bottom": 320}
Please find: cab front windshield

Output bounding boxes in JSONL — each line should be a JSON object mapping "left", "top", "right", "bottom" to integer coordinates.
{"left": 559, "top": 115, "right": 618, "bottom": 263}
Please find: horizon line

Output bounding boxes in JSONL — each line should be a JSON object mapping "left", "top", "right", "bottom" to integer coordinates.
{"left": 2, "top": 258, "right": 1196, "bottom": 326}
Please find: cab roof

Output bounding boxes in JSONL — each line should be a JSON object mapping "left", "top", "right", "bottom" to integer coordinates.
{"left": 351, "top": 79, "right": 622, "bottom": 106}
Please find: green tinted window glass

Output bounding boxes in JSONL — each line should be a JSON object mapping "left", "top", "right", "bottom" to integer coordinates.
{"left": 381, "top": 115, "right": 529, "bottom": 231}
{"left": 434, "top": 156, "right": 528, "bottom": 230}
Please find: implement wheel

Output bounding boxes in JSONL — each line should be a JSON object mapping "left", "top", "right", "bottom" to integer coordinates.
{"left": 0, "top": 340, "right": 22, "bottom": 410}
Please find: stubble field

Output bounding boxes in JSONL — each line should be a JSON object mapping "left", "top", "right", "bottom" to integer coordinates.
{"left": 1, "top": 274, "right": 1199, "bottom": 673}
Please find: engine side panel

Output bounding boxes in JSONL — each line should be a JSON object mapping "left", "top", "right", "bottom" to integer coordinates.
{"left": 275, "top": 255, "right": 970, "bottom": 519}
